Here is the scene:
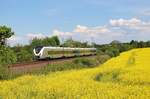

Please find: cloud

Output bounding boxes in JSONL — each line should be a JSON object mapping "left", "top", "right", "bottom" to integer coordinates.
{"left": 51, "top": 18, "right": 150, "bottom": 43}
{"left": 8, "top": 18, "right": 150, "bottom": 46}
{"left": 109, "top": 18, "right": 150, "bottom": 41}
{"left": 74, "top": 24, "right": 124, "bottom": 38}
{"left": 26, "top": 33, "right": 46, "bottom": 40}
{"left": 7, "top": 35, "right": 26, "bottom": 46}
{"left": 51, "top": 30, "right": 73, "bottom": 42}
{"left": 8, "top": 35, "right": 22, "bottom": 41}
{"left": 8, "top": 33, "right": 46, "bottom": 46}
{"left": 110, "top": 18, "right": 142, "bottom": 27}
{"left": 110, "top": 18, "right": 150, "bottom": 33}
{"left": 74, "top": 25, "right": 88, "bottom": 33}
{"left": 74, "top": 25, "right": 112, "bottom": 37}
{"left": 52, "top": 30, "right": 73, "bottom": 37}
{"left": 50, "top": 24, "right": 124, "bottom": 44}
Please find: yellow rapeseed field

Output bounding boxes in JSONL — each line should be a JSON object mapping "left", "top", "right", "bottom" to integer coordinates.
{"left": 0, "top": 48, "right": 150, "bottom": 99}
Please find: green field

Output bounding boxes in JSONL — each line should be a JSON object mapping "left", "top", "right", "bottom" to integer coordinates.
{"left": 0, "top": 48, "right": 150, "bottom": 99}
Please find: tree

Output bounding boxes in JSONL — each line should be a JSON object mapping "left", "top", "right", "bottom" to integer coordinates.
{"left": 12, "top": 45, "right": 33, "bottom": 62}
{"left": 105, "top": 47, "right": 120, "bottom": 57}
{"left": 62, "top": 39, "right": 90, "bottom": 48}
{"left": 110, "top": 40, "right": 121, "bottom": 45}
{"left": 146, "top": 41, "right": 150, "bottom": 47}
{"left": 0, "top": 26, "right": 14, "bottom": 45}
{"left": 0, "top": 46, "right": 17, "bottom": 65}
{"left": 52, "top": 36, "right": 60, "bottom": 46}
{"left": 30, "top": 38, "right": 43, "bottom": 48}
{"left": 30, "top": 36, "right": 60, "bottom": 48}
{"left": 130, "top": 40, "right": 138, "bottom": 48}
{"left": 16, "top": 49, "right": 32, "bottom": 62}
{"left": 42, "top": 36, "right": 60, "bottom": 46}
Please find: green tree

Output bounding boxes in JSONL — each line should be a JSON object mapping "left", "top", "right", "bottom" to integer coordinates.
{"left": 30, "top": 38, "right": 43, "bottom": 48}
{"left": 62, "top": 39, "right": 90, "bottom": 48}
{"left": 96, "top": 54, "right": 111, "bottom": 64}
{"left": 0, "top": 46, "right": 17, "bottom": 65}
{"left": 52, "top": 36, "right": 60, "bottom": 46}
{"left": 0, "top": 26, "right": 14, "bottom": 45}
{"left": 16, "top": 49, "right": 32, "bottom": 62}
{"left": 105, "top": 47, "right": 120, "bottom": 57}
{"left": 30, "top": 36, "right": 60, "bottom": 48}
{"left": 110, "top": 40, "right": 121, "bottom": 45}
{"left": 130, "top": 40, "right": 138, "bottom": 48}
{"left": 146, "top": 41, "right": 150, "bottom": 47}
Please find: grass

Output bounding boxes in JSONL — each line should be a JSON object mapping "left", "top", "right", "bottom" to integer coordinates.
{"left": 5, "top": 56, "right": 104, "bottom": 79}
{"left": 0, "top": 48, "right": 150, "bottom": 98}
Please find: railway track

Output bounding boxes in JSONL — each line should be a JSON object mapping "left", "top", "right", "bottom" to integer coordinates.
{"left": 9, "top": 55, "right": 96, "bottom": 73}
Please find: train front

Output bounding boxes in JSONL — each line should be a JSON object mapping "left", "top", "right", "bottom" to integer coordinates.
{"left": 33, "top": 46, "right": 43, "bottom": 60}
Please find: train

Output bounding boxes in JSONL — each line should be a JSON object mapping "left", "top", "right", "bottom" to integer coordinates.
{"left": 33, "top": 46, "right": 97, "bottom": 60}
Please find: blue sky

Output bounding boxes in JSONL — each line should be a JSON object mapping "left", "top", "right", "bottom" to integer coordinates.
{"left": 1, "top": 0, "right": 150, "bottom": 45}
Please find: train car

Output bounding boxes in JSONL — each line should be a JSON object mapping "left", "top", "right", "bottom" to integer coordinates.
{"left": 33, "top": 46, "right": 96, "bottom": 60}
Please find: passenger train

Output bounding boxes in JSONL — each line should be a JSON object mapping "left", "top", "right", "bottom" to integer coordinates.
{"left": 33, "top": 46, "right": 97, "bottom": 60}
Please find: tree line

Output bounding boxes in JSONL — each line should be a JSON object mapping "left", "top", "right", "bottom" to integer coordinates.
{"left": 0, "top": 26, "right": 150, "bottom": 64}
{"left": 1, "top": 25, "right": 150, "bottom": 78}
{"left": 1, "top": 25, "right": 150, "bottom": 64}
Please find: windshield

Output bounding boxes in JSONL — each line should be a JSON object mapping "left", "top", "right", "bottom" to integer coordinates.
{"left": 35, "top": 46, "right": 43, "bottom": 54}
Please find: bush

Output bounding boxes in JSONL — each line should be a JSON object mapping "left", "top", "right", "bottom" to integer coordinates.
{"left": 0, "top": 65, "right": 8, "bottom": 79}
{"left": 0, "top": 46, "right": 17, "bottom": 79}
{"left": 96, "top": 54, "right": 111, "bottom": 64}
{"left": 16, "top": 49, "right": 32, "bottom": 62}
{"left": 42, "top": 58, "right": 98, "bottom": 73}
{"left": 105, "top": 48, "right": 120, "bottom": 57}
{"left": 73, "top": 58, "right": 98, "bottom": 67}
{"left": 0, "top": 46, "right": 17, "bottom": 65}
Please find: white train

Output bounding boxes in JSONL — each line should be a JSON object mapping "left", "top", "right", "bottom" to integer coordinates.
{"left": 33, "top": 46, "right": 96, "bottom": 60}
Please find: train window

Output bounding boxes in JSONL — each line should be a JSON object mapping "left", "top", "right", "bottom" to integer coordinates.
{"left": 35, "top": 46, "right": 43, "bottom": 54}
{"left": 48, "top": 50, "right": 74, "bottom": 54}
{"left": 91, "top": 50, "right": 96, "bottom": 52}
{"left": 73, "top": 50, "right": 80, "bottom": 53}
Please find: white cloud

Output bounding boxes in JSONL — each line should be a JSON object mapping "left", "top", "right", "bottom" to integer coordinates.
{"left": 51, "top": 30, "right": 73, "bottom": 42}
{"left": 51, "top": 18, "right": 150, "bottom": 43}
{"left": 50, "top": 24, "right": 124, "bottom": 44}
{"left": 26, "top": 33, "right": 46, "bottom": 40}
{"left": 110, "top": 18, "right": 142, "bottom": 27}
{"left": 8, "top": 35, "right": 22, "bottom": 41}
{"left": 7, "top": 35, "right": 26, "bottom": 46}
{"left": 8, "top": 18, "right": 150, "bottom": 46}
{"left": 74, "top": 25, "right": 110, "bottom": 34}
{"left": 52, "top": 29, "right": 73, "bottom": 37}
{"left": 74, "top": 25, "right": 88, "bottom": 33}
{"left": 74, "top": 25, "right": 112, "bottom": 37}
{"left": 75, "top": 25, "right": 125, "bottom": 39}
{"left": 110, "top": 18, "right": 150, "bottom": 33}
{"left": 8, "top": 33, "right": 46, "bottom": 46}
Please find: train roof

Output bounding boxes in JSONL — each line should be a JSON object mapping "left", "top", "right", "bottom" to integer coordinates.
{"left": 42, "top": 46, "right": 96, "bottom": 50}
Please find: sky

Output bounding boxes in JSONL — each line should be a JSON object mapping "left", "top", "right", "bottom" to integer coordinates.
{"left": 1, "top": 0, "right": 150, "bottom": 46}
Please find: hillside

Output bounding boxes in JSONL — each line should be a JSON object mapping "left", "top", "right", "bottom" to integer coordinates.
{"left": 0, "top": 48, "right": 150, "bottom": 99}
